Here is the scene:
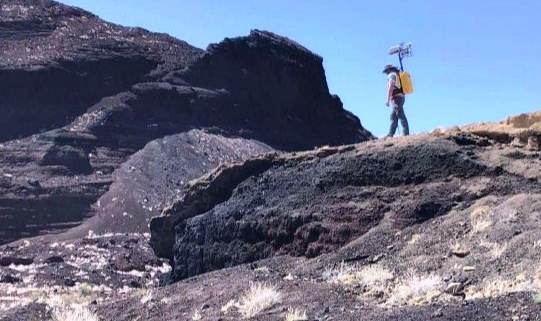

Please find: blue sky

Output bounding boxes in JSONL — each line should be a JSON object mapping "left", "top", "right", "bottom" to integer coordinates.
{"left": 60, "top": 0, "right": 541, "bottom": 137}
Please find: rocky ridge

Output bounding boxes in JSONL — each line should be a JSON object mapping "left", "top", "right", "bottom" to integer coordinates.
{"left": 0, "top": 0, "right": 372, "bottom": 245}
{"left": 142, "top": 121, "right": 541, "bottom": 320}
{"left": 4, "top": 121, "right": 541, "bottom": 321}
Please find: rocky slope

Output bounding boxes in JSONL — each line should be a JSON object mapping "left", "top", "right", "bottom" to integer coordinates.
{"left": 4, "top": 121, "right": 541, "bottom": 321}
{"left": 0, "top": 0, "right": 201, "bottom": 142}
{"left": 143, "top": 123, "right": 541, "bottom": 320}
{"left": 0, "top": 0, "right": 372, "bottom": 245}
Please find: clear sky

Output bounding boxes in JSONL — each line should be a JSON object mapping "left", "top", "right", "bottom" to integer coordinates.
{"left": 59, "top": 0, "right": 541, "bottom": 137}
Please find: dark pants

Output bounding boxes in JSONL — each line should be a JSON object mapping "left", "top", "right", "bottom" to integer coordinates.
{"left": 388, "top": 95, "right": 409, "bottom": 137}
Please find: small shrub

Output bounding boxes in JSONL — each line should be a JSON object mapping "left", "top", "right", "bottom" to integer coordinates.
{"left": 78, "top": 283, "right": 93, "bottom": 297}
{"left": 405, "top": 274, "right": 442, "bottom": 296}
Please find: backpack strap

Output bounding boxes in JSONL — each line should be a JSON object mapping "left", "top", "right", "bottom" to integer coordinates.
{"left": 392, "top": 71, "right": 404, "bottom": 96}
{"left": 396, "top": 71, "right": 404, "bottom": 94}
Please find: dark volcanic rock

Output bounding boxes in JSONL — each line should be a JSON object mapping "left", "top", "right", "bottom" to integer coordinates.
{"left": 0, "top": 2, "right": 371, "bottom": 244}
{"left": 0, "top": 256, "right": 33, "bottom": 266}
{"left": 0, "top": 303, "right": 50, "bottom": 321}
{"left": 40, "top": 144, "right": 93, "bottom": 174}
{"left": 0, "top": 0, "right": 201, "bottom": 243}
{"left": 179, "top": 29, "right": 368, "bottom": 150}
{"left": 151, "top": 135, "right": 541, "bottom": 281}
{"left": 44, "top": 255, "right": 64, "bottom": 264}
{"left": 0, "top": 0, "right": 202, "bottom": 142}
{"left": 76, "top": 130, "right": 274, "bottom": 236}
{"left": 0, "top": 273, "right": 22, "bottom": 283}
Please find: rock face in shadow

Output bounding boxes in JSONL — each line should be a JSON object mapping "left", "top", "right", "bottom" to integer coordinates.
{"left": 0, "top": 0, "right": 372, "bottom": 244}
{"left": 0, "top": 0, "right": 201, "bottom": 142}
{"left": 178, "top": 30, "right": 365, "bottom": 150}
{"left": 151, "top": 134, "right": 541, "bottom": 282}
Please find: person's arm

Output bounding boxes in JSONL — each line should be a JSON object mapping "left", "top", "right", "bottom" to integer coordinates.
{"left": 386, "top": 74, "right": 396, "bottom": 106}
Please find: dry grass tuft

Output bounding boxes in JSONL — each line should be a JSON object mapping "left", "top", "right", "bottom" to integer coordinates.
{"left": 323, "top": 262, "right": 393, "bottom": 288}
{"left": 480, "top": 241, "right": 508, "bottom": 260}
{"left": 356, "top": 265, "right": 394, "bottom": 288}
{"left": 51, "top": 303, "right": 99, "bottom": 321}
{"left": 470, "top": 205, "right": 495, "bottom": 233}
{"left": 191, "top": 310, "right": 202, "bottom": 321}
{"left": 236, "top": 282, "right": 282, "bottom": 318}
{"left": 388, "top": 272, "right": 443, "bottom": 306}
{"left": 220, "top": 299, "right": 237, "bottom": 314}
{"left": 407, "top": 234, "right": 422, "bottom": 245}
{"left": 466, "top": 275, "right": 535, "bottom": 300}
{"left": 285, "top": 308, "right": 308, "bottom": 321}
{"left": 139, "top": 289, "right": 154, "bottom": 305}
{"left": 323, "top": 262, "right": 358, "bottom": 285}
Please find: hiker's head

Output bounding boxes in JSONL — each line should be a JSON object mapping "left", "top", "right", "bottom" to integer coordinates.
{"left": 382, "top": 64, "right": 398, "bottom": 74}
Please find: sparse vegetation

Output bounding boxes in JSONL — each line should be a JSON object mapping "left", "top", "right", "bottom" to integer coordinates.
{"left": 407, "top": 234, "right": 422, "bottom": 245}
{"left": 388, "top": 272, "right": 443, "bottom": 306}
{"left": 466, "top": 275, "right": 535, "bottom": 300}
{"left": 78, "top": 283, "right": 93, "bottom": 297}
{"left": 221, "top": 299, "right": 237, "bottom": 314}
{"left": 324, "top": 264, "right": 449, "bottom": 306}
{"left": 323, "top": 262, "right": 359, "bottom": 285}
{"left": 324, "top": 262, "right": 393, "bottom": 291}
{"left": 449, "top": 240, "right": 469, "bottom": 255}
{"left": 191, "top": 309, "right": 202, "bottom": 320}
{"left": 472, "top": 218, "right": 493, "bottom": 233}
{"left": 236, "top": 282, "right": 282, "bottom": 318}
{"left": 480, "top": 241, "right": 508, "bottom": 260}
{"left": 139, "top": 289, "right": 154, "bottom": 305}
{"left": 50, "top": 303, "right": 99, "bottom": 321}
{"left": 496, "top": 206, "right": 519, "bottom": 223}
{"left": 285, "top": 308, "right": 308, "bottom": 321}
{"left": 470, "top": 206, "right": 494, "bottom": 233}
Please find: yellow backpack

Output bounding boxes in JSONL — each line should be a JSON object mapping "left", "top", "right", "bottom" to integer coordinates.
{"left": 398, "top": 71, "right": 414, "bottom": 94}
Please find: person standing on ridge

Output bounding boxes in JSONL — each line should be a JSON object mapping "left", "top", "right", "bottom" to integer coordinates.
{"left": 382, "top": 64, "right": 409, "bottom": 138}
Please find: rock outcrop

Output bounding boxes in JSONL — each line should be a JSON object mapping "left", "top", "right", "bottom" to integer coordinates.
{"left": 152, "top": 133, "right": 536, "bottom": 281}
{"left": 0, "top": 0, "right": 372, "bottom": 244}
{"left": 5, "top": 125, "right": 541, "bottom": 321}
{"left": 0, "top": 0, "right": 201, "bottom": 142}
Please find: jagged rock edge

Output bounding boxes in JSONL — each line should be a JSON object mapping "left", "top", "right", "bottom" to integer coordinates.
{"left": 149, "top": 144, "right": 355, "bottom": 259}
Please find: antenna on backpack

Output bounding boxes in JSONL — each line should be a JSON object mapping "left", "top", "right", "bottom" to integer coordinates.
{"left": 388, "top": 42, "right": 412, "bottom": 71}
